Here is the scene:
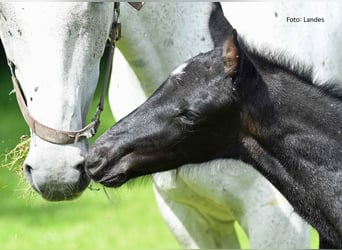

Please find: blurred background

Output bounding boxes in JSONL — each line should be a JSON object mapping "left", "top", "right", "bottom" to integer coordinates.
{"left": 0, "top": 39, "right": 179, "bottom": 249}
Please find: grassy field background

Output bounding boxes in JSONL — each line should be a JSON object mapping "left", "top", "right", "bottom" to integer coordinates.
{"left": 0, "top": 169, "right": 179, "bottom": 249}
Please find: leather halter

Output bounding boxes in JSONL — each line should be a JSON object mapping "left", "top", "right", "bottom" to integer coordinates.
{"left": 6, "top": 2, "right": 143, "bottom": 144}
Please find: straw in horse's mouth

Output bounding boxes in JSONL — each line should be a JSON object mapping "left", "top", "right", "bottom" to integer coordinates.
{"left": 1, "top": 135, "right": 30, "bottom": 176}
{"left": 1, "top": 135, "right": 38, "bottom": 199}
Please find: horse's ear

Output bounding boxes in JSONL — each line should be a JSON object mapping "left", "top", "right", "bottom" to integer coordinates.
{"left": 223, "top": 30, "right": 239, "bottom": 77}
{"left": 209, "top": 3, "right": 233, "bottom": 47}
{"left": 223, "top": 30, "right": 258, "bottom": 82}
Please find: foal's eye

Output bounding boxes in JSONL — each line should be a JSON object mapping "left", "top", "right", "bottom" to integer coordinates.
{"left": 178, "top": 109, "right": 201, "bottom": 125}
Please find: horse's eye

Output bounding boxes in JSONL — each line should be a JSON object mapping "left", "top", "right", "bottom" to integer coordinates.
{"left": 178, "top": 109, "right": 201, "bottom": 125}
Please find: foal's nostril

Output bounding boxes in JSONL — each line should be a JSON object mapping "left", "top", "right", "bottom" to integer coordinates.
{"left": 84, "top": 158, "right": 107, "bottom": 183}
{"left": 85, "top": 153, "right": 105, "bottom": 170}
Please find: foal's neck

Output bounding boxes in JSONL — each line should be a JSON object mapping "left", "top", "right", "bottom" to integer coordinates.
{"left": 239, "top": 68, "right": 342, "bottom": 246}
{"left": 241, "top": 66, "right": 342, "bottom": 169}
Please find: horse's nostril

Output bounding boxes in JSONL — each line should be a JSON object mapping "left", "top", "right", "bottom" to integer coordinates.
{"left": 24, "top": 164, "right": 33, "bottom": 175}
{"left": 23, "top": 164, "right": 40, "bottom": 194}
{"left": 75, "top": 163, "right": 85, "bottom": 171}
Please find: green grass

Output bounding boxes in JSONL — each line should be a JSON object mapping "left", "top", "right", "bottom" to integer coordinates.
{"left": 0, "top": 168, "right": 179, "bottom": 249}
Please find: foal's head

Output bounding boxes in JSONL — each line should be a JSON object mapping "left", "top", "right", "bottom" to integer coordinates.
{"left": 85, "top": 32, "right": 247, "bottom": 187}
{"left": 86, "top": 28, "right": 341, "bottom": 187}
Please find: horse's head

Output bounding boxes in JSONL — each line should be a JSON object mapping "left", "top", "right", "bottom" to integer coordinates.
{"left": 0, "top": 3, "right": 113, "bottom": 200}
{"left": 86, "top": 41, "right": 243, "bottom": 186}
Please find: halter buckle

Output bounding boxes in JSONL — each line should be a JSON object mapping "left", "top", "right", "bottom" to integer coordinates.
{"left": 128, "top": 2, "right": 144, "bottom": 11}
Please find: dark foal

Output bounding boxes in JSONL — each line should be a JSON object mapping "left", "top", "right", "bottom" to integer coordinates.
{"left": 86, "top": 30, "right": 342, "bottom": 247}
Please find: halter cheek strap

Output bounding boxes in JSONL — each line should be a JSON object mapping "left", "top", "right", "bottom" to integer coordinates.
{"left": 9, "top": 65, "right": 101, "bottom": 144}
{"left": 6, "top": 2, "right": 131, "bottom": 144}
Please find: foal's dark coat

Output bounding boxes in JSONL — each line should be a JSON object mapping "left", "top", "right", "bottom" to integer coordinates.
{"left": 86, "top": 3, "right": 342, "bottom": 248}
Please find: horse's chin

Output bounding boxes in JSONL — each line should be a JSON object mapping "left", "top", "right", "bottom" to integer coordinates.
{"left": 42, "top": 190, "right": 84, "bottom": 202}
{"left": 24, "top": 166, "right": 90, "bottom": 201}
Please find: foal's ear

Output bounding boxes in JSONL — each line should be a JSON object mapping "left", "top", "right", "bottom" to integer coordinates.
{"left": 223, "top": 30, "right": 258, "bottom": 84}
{"left": 223, "top": 30, "right": 239, "bottom": 77}
{"left": 209, "top": 2, "right": 233, "bottom": 47}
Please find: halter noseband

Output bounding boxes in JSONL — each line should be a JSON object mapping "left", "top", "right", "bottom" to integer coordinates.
{"left": 6, "top": 2, "right": 142, "bottom": 144}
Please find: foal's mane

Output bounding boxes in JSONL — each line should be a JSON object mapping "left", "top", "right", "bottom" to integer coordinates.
{"left": 239, "top": 38, "right": 342, "bottom": 102}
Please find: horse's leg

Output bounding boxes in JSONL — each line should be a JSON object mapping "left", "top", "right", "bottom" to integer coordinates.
{"left": 153, "top": 172, "right": 241, "bottom": 249}
{"left": 170, "top": 160, "right": 311, "bottom": 249}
